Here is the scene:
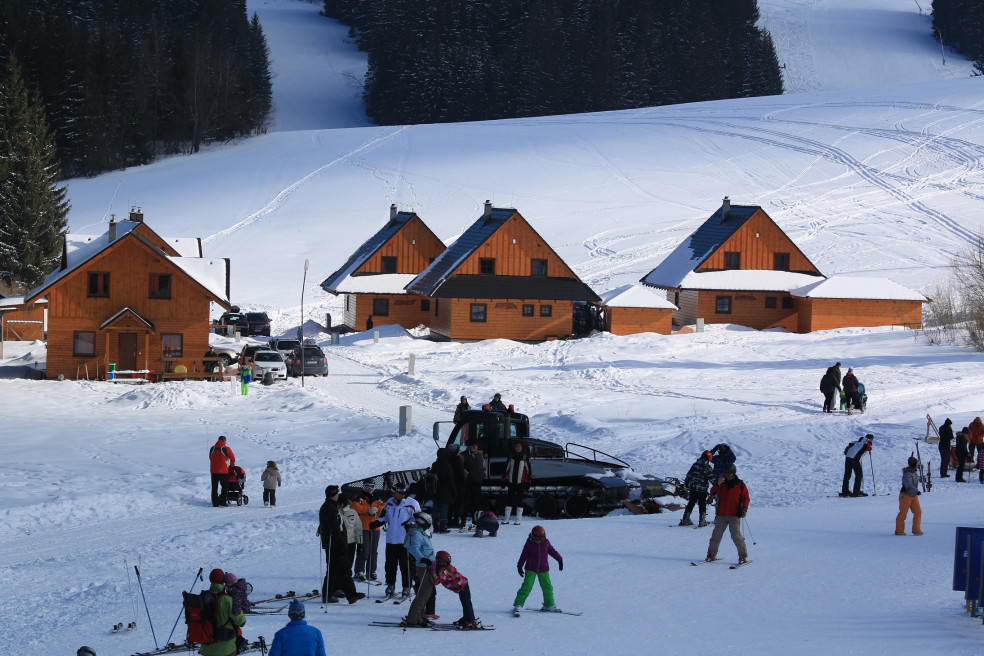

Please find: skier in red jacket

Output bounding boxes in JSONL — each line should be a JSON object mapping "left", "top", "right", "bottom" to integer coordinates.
{"left": 209, "top": 436, "right": 236, "bottom": 507}
{"left": 704, "top": 463, "right": 750, "bottom": 564}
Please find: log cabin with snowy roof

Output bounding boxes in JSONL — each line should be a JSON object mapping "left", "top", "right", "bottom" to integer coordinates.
{"left": 640, "top": 198, "right": 927, "bottom": 332}
{"left": 24, "top": 209, "right": 231, "bottom": 380}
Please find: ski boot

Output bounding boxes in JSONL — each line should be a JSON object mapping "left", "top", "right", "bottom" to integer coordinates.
{"left": 514, "top": 508, "right": 524, "bottom": 525}
{"left": 541, "top": 604, "right": 560, "bottom": 612}
{"left": 382, "top": 585, "right": 397, "bottom": 601}
{"left": 679, "top": 513, "right": 694, "bottom": 526}
{"left": 401, "top": 588, "right": 413, "bottom": 602}
{"left": 697, "top": 514, "right": 709, "bottom": 527}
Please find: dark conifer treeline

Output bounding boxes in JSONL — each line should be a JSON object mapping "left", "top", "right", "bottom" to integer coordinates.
{"left": 325, "top": 0, "right": 784, "bottom": 125}
{"left": 932, "top": 0, "right": 984, "bottom": 71}
{"left": 0, "top": 0, "right": 273, "bottom": 178}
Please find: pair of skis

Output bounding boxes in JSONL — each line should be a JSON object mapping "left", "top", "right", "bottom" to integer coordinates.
{"left": 517, "top": 607, "right": 582, "bottom": 616}
{"left": 369, "top": 620, "right": 495, "bottom": 631}
{"left": 690, "top": 558, "right": 752, "bottom": 570}
{"left": 133, "top": 637, "right": 266, "bottom": 656}
{"left": 250, "top": 589, "right": 319, "bottom": 606}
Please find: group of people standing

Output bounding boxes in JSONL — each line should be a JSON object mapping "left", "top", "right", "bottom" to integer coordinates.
{"left": 937, "top": 417, "right": 984, "bottom": 483}
{"left": 208, "top": 436, "right": 282, "bottom": 508}
{"left": 819, "top": 362, "right": 863, "bottom": 413}
{"left": 679, "top": 444, "right": 750, "bottom": 564}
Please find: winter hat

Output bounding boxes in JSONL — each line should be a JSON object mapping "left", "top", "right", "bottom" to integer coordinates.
{"left": 77, "top": 648, "right": 97, "bottom": 656}
{"left": 847, "top": 368, "right": 853, "bottom": 373}
{"left": 724, "top": 463, "right": 737, "bottom": 475}
{"left": 325, "top": 485, "right": 339, "bottom": 498}
{"left": 362, "top": 480, "right": 375, "bottom": 490}
{"left": 460, "top": 396, "right": 467, "bottom": 402}
{"left": 224, "top": 572, "right": 238, "bottom": 586}
{"left": 908, "top": 456, "right": 918, "bottom": 468}
{"left": 288, "top": 599, "right": 305, "bottom": 620}
{"left": 392, "top": 482, "right": 407, "bottom": 493}
{"left": 436, "top": 550, "right": 451, "bottom": 564}
{"left": 865, "top": 434, "right": 874, "bottom": 440}
{"left": 209, "top": 568, "right": 225, "bottom": 584}
{"left": 835, "top": 362, "right": 841, "bottom": 367}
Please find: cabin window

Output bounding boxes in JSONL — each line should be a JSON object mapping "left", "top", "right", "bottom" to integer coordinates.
{"left": 381, "top": 256, "right": 397, "bottom": 273}
{"left": 765, "top": 296, "right": 777, "bottom": 309}
{"left": 774, "top": 252, "right": 790, "bottom": 271}
{"left": 87, "top": 272, "right": 109, "bottom": 297}
{"left": 522, "top": 304, "right": 534, "bottom": 317}
{"left": 345, "top": 295, "right": 351, "bottom": 312}
{"left": 73, "top": 331, "right": 96, "bottom": 356}
{"left": 715, "top": 296, "right": 732, "bottom": 314}
{"left": 470, "top": 303, "right": 487, "bottom": 322}
{"left": 540, "top": 305, "right": 553, "bottom": 317}
{"left": 782, "top": 296, "right": 794, "bottom": 309}
{"left": 421, "top": 299, "right": 430, "bottom": 312}
{"left": 373, "top": 298, "right": 390, "bottom": 316}
{"left": 161, "top": 333, "right": 183, "bottom": 357}
{"left": 149, "top": 273, "right": 171, "bottom": 299}
{"left": 531, "top": 259, "right": 548, "bottom": 276}
{"left": 724, "top": 252, "right": 740, "bottom": 270}
{"left": 479, "top": 258, "right": 496, "bottom": 275}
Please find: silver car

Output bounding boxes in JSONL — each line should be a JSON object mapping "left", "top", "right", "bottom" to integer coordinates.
{"left": 250, "top": 349, "right": 288, "bottom": 380}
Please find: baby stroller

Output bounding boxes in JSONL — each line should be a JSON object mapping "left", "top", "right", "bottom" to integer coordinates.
{"left": 226, "top": 465, "right": 249, "bottom": 506}
{"left": 839, "top": 383, "right": 868, "bottom": 413}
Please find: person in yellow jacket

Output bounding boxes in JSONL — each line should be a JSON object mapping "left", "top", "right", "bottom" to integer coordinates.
{"left": 200, "top": 568, "right": 246, "bottom": 656}
{"left": 352, "top": 480, "right": 385, "bottom": 581}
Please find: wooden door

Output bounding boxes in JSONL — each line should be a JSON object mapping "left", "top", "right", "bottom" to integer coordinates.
{"left": 118, "top": 333, "right": 137, "bottom": 371}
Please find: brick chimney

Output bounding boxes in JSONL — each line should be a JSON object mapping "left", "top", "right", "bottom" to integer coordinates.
{"left": 108, "top": 217, "right": 117, "bottom": 243}
{"left": 129, "top": 206, "right": 144, "bottom": 223}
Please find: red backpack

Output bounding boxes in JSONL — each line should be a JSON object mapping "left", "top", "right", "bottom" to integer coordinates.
{"left": 183, "top": 590, "right": 235, "bottom": 644}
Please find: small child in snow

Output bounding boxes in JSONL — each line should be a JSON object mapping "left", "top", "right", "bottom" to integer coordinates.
{"left": 512, "top": 525, "right": 563, "bottom": 613}
{"left": 260, "top": 460, "right": 281, "bottom": 507}
{"left": 432, "top": 550, "right": 480, "bottom": 629}
{"left": 472, "top": 510, "right": 499, "bottom": 537}
{"left": 224, "top": 571, "right": 250, "bottom": 650}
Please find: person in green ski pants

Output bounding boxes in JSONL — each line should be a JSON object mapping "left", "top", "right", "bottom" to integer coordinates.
{"left": 512, "top": 525, "right": 563, "bottom": 613}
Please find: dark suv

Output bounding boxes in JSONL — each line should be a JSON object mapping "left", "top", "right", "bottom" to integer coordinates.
{"left": 214, "top": 312, "right": 249, "bottom": 335}
{"left": 288, "top": 345, "right": 329, "bottom": 377}
{"left": 246, "top": 312, "right": 272, "bottom": 337}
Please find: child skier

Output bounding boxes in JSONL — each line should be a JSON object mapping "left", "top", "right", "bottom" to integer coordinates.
{"left": 473, "top": 510, "right": 499, "bottom": 537}
{"left": 680, "top": 450, "right": 714, "bottom": 526}
{"left": 401, "top": 512, "right": 437, "bottom": 627}
{"left": 512, "top": 525, "right": 563, "bottom": 615}
{"left": 260, "top": 461, "right": 281, "bottom": 507}
{"left": 896, "top": 456, "right": 923, "bottom": 535}
{"left": 432, "top": 550, "right": 481, "bottom": 629}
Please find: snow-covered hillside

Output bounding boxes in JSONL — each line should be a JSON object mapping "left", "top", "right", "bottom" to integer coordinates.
{"left": 4, "top": 1, "right": 984, "bottom": 654}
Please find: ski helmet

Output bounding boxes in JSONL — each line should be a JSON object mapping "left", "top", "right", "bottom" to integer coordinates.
{"left": 78, "top": 648, "right": 97, "bottom": 656}
{"left": 701, "top": 450, "right": 713, "bottom": 462}
{"left": 288, "top": 599, "right": 306, "bottom": 620}
{"left": 724, "top": 463, "right": 737, "bottom": 475}
{"left": 415, "top": 512, "right": 433, "bottom": 529}
{"left": 209, "top": 568, "right": 225, "bottom": 584}
{"left": 908, "top": 456, "right": 918, "bottom": 468}
{"left": 531, "top": 525, "right": 546, "bottom": 539}
{"left": 436, "top": 550, "right": 452, "bottom": 565}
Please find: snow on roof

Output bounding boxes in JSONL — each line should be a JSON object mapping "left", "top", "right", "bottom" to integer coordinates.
{"left": 0, "top": 295, "right": 46, "bottom": 308}
{"left": 321, "top": 211, "right": 423, "bottom": 292}
{"left": 598, "top": 284, "right": 677, "bottom": 309}
{"left": 163, "top": 238, "right": 202, "bottom": 258}
{"left": 333, "top": 273, "right": 419, "bottom": 294}
{"left": 668, "top": 270, "right": 825, "bottom": 292}
{"left": 790, "top": 276, "right": 927, "bottom": 301}
{"left": 170, "top": 258, "right": 230, "bottom": 302}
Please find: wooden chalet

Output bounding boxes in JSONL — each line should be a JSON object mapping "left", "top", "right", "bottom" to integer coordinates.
{"left": 597, "top": 284, "right": 676, "bottom": 336}
{"left": 641, "top": 198, "right": 926, "bottom": 332}
{"left": 0, "top": 295, "right": 46, "bottom": 340}
{"left": 406, "top": 202, "right": 600, "bottom": 342}
{"left": 321, "top": 205, "right": 446, "bottom": 331}
{"left": 24, "top": 210, "right": 231, "bottom": 379}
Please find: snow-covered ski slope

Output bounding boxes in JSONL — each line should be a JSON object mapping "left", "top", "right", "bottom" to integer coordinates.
{"left": 4, "top": 0, "right": 984, "bottom": 654}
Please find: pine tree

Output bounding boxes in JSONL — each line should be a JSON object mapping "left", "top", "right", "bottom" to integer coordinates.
{"left": 0, "top": 54, "right": 70, "bottom": 294}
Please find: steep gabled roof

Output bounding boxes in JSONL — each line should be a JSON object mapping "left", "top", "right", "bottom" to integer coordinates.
{"left": 642, "top": 202, "right": 822, "bottom": 290}
{"left": 429, "top": 275, "right": 600, "bottom": 302}
{"left": 25, "top": 223, "right": 230, "bottom": 306}
{"left": 321, "top": 209, "right": 440, "bottom": 294}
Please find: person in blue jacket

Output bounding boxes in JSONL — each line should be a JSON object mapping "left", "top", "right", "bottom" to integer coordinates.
{"left": 269, "top": 599, "right": 326, "bottom": 656}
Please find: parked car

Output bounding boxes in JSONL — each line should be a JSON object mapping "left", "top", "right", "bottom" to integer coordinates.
{"left": 209, "top": 344, "right": 240, "bottom": 368}
{"left": 287, "top": 345, "right": 329, "bottom": 377}
{"left": 214, "top": 311, "right": 249, "bottom": 335}
{"left": 268, "top": 338, "right": 301, "bottom": 360}
{"left": 250, "top": 349, "right": 287, "bottom": 380}
{"left": 246, "top": 311, "right": 272, "bottom": 337}
{"left": 240, "top": 344, "right": 267, "bottom": 365}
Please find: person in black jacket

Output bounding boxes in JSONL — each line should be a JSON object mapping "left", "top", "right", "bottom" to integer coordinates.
{"left": 955, "top": 427, "right": 970, "bottom": 482}
{"left": 938, "top": 418, "right": 954, "bottom": 478}
{"left": 447, "top": 443, "right": 467, "bottom": 529}
{"left": 430, "top": 448, "right": 458, "bottom": 534}
{"left": 501, "top": 441, "right": 532, "bottom": 525}
{"left": 820, "top": 364, "right": 841, "bottom": 413}
{"left": 461, "top": 440, "right": 486, "bottom": 531}
{"left": 680, "top": 451, "right": 714, "bottom": 527}
{"left": 842, "top": 368, "right": 860, "bottom": 413}
{"left": 453, "top": 396, "right": 470, "bottom": 423}
{"left": 318, "top": 485, "right": 364, "bottom": 604}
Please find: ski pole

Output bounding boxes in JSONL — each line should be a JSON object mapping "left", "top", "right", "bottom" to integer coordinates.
{"left": 868, "top": 450, "right": 877, "bottom": 496}
{"left": 742, "top": 516, "right": 756, "bottom": 545}
{"left": 134, "top": 565, "right": 159, "bottom": 650}
{"left": 165, "top": 567, "right": 203, "bottom": 645}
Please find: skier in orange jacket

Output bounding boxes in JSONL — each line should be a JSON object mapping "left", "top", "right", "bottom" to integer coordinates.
{"left": 209, "top": 436, "right": 236, "bottom": 506}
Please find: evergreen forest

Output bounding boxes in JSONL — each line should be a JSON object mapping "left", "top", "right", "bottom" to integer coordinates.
{"left": 0, "top": 0, "right": 273, "bottom": 178}
{"left": 323, "top": 0, "right": 785, "bottom": 125}
{"left": 932, "top": 0, "right": 984, "bottom": 72}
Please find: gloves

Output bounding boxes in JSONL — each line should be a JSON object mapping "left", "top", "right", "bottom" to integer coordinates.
{"left": 420, "top": 558, "right": 431, "bottom": 566}
{"left": 369, "top": 507, "right": 379, "bottom": 516}
{"left": 368, "top": 520, "right": 383, "bottom": 530}
{"left": 517, "top": 566, "right": 524, "bottom": 577}
{"left": 558, "top": 561, "right": 564, "bottom": 571}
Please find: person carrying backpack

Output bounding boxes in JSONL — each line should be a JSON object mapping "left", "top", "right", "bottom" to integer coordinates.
{"left": 199, "top": 568, "right": 245, "bottom": 656}
{"left": 841, "top": 434, "right": 873, "bottom": 497}
{"left": 268, "top": 599, "right": 326, "bottom": 656}
{"left": 680, "top": 451, "right": 714, "bottom": 527}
